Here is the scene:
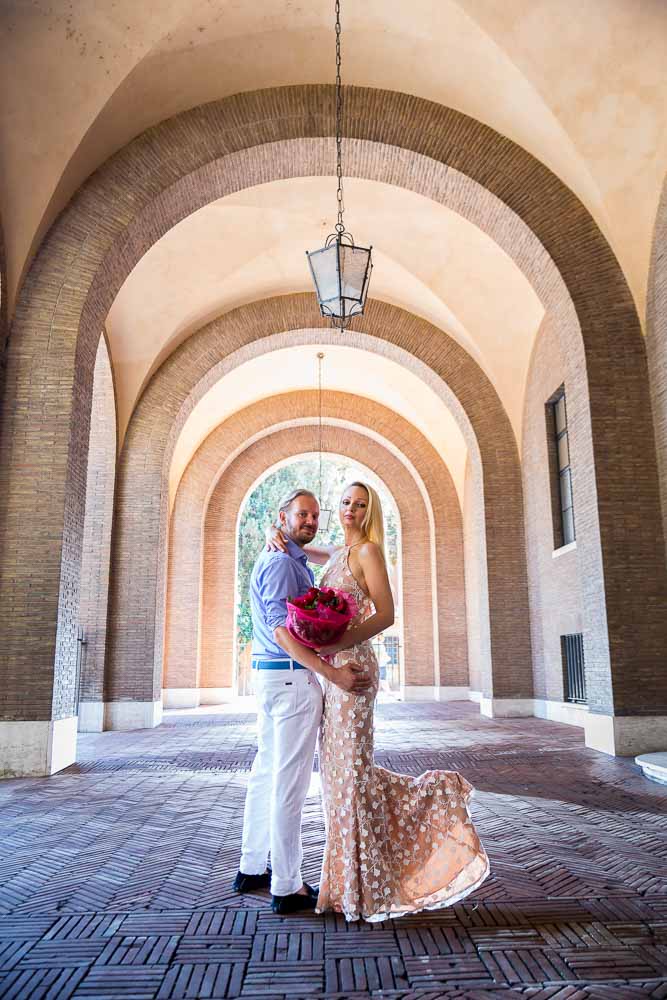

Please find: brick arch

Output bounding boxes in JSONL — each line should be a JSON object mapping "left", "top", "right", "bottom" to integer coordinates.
{"left": 0, "top": 86, "right": 663, "bottom": 754}
{"left": 647, "top": 172, "right": 667, "bottom": 559}
{"left": 200, "top": 426, "right": 437, "bottom": 696}
{"left": 105, "top": 299, "right": 519, "bottom": 727}
{"left": 162, "top": 391, "right": 468, "bottom": 704}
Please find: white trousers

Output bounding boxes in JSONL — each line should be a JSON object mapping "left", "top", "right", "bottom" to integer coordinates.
{"left": 240, "top": 667, "right": 323, "bottom": 896}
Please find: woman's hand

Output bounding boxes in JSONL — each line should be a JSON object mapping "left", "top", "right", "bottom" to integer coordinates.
{"left": 265, "top": 524, "right": 288, "bottom": 552}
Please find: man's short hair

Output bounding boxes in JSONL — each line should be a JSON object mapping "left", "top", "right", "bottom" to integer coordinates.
{"left": 277, "top": 488, "right": 319, "bottom": 521}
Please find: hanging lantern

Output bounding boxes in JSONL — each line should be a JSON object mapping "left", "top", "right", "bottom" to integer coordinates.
{"left": 306, "top": 0, "right": 373, "bottom": 331}
{"left": 307, "top": 233, "right": 373, "bottom": 329}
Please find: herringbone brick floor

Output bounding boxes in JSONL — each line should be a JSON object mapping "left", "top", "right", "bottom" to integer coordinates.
{"left": 1, "top": 700, "right": 666, "bottom": 999}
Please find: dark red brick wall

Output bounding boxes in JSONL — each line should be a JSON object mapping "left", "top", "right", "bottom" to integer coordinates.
{"left": 0, "top": 215, "right": 7, "bottom": 405}
{"left": 647, "top": 176, "right": 667, "bottom": 562}
{"left": 463, "top": 459, "right": 490, "bottom": 697}
{"left": 523, "top": 317, "right": 584, "bottom": 701}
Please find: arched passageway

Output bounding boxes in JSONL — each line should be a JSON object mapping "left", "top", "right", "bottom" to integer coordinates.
{"left": 104, "top": 306, "right": 525, "bottom": 732}
{"left": 3, "top": 11, "right": 667, "bottom": 997}
{"left": 160, "top": 390, "right": 468, "bottom": 716}
{"left": 1, "top": 86, "right": 665, "bottom": 774}
{"left": 179, "top": 429, "right": 433, "bottom": 702}
{"left": 229, "top": 454, "right": 403, "bottom": 698}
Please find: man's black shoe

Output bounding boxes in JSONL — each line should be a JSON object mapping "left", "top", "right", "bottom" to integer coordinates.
{"left": 271, "top": 890, "right": 317, "bottom": 914}
{"left": 232, "top": 867, "right": 271, "bottom": 892}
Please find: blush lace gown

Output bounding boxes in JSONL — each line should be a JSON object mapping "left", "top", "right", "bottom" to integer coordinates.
{"left": 316, "top": 546, "right": 490, "bottom": 922}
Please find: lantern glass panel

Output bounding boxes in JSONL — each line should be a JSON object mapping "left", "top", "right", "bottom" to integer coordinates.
{"left": 340, "top": 245, "right": 366, "bottom": 294}
{"left": 308, "top": 244, "right": 340, "bottom": 315}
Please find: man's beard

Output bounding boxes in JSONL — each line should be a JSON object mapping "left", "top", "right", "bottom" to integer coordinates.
{"left": 291, "top": 526, "right": 317, "bottom": 546}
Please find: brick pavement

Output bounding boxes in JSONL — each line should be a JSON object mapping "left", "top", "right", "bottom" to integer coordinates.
{"left": 1, "top": 700, "right": 666, "bottom": 999}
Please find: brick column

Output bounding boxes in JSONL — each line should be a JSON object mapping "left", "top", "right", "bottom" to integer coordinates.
{"left": 522, "top": 316, "right": 587, "bottom": 727}
{"left": 77, "top": 338, "right": 117, "bottom": 732}
{"left": 0, "top": 217, "right": 7, "bottom": 406}
{"left": 0, "top": 242, "right": 106, "bottom": 776}
{"left": 647, "top": 176, "right": 667, "bottom": 560}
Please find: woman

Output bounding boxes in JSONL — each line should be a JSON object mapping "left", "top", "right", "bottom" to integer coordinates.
{"left": 268, "top": 481, "right": 489, "bottom": 922}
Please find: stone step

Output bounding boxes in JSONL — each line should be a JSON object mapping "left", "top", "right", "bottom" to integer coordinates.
{"left": 635, "top": 752, "right": 667, "bottom": 785}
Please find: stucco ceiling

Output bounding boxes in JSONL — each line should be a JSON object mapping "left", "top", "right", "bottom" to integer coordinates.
{"left": 108, "top": 177, "right": 544, "bottom": 447}
{"left": 1, "top": 0, "right": 666, "bottom": 489}
{"left": 2, "top": 0, "right": 666, "bottom": 322}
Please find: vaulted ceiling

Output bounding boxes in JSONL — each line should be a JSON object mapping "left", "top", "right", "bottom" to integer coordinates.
{"left": 2, "top": 0, "right": 665, "bottom": 493}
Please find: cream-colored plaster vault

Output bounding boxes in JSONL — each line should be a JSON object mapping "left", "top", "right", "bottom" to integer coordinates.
{"left": 2, "top": 0, "right": 667, "bottom": 326}
{"left": 3, "top": 0, "right": 666, "bottom": 474}
{"left": 109, "top": 177, "right": 543, "bottom": 446}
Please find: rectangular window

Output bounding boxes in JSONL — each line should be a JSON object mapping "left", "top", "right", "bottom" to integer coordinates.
{"left": 561, "top": 633, "right": 586, "bottom": 704}
{"left": 547, "top": 388, "right": 576, "bottom": 548}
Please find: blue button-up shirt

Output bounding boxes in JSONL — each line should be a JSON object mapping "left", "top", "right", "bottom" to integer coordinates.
{"left": 249, "top": 538, "right": 315, "bottom": 657}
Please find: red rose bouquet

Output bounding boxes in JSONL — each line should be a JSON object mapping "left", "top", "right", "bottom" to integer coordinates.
{"left": 286, "top": 586, "right": 359, "bottom": 650}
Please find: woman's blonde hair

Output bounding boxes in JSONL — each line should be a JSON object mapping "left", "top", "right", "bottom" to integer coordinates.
{"left": 345, "top": 481, "right": 386, "bottom": 560}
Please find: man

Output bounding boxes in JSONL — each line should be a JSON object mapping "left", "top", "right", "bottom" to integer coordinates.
{"left": 232, "top": 488, "right": 371, "bottom": 914}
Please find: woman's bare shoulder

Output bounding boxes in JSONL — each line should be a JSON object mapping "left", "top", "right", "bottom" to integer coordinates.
{"left": 356, "top": 540, "right": 382, "bottom": 561}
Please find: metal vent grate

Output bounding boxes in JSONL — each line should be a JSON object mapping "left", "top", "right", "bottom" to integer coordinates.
{"left": 561, "top": 633, "right": 586, "bottom": 704}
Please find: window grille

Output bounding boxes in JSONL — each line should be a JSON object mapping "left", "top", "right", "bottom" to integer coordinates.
{"left": 547, "top": 389, "right": 576, "bottom": 548}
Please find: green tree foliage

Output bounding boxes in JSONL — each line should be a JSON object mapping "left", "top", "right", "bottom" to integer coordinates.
{"left": 236, "top": 457, "right": 399, "bottom": 648}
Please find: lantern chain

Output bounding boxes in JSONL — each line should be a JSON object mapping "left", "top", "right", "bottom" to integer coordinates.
{"left": 305, "top": 0, "right": 371, "bottom": 335}
{"left": 335, "top": 0, "right": 345, "bottom": 235}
